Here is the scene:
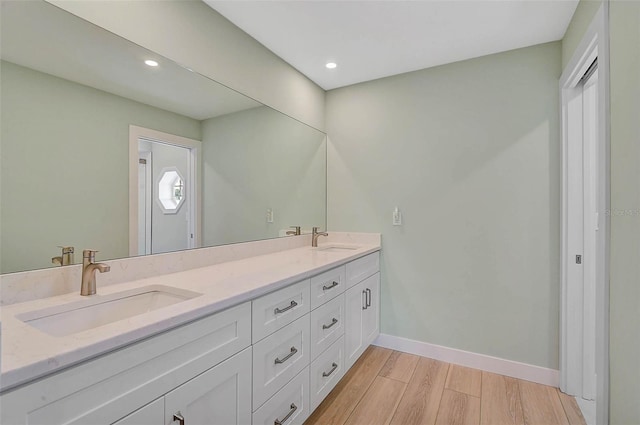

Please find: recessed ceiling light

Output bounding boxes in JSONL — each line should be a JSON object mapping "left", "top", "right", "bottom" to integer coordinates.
{"left": 144, "top": 60, "right": 159, "bottom": 67}
{"left": 325, "top": 62, "right": 337, "bottom": 69}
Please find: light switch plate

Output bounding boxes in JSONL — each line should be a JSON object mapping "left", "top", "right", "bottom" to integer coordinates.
{"left": 393, "top": 207, "right": 402, "bottom": 226}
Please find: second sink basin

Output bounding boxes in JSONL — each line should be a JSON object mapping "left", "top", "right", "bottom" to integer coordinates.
{"left": 316, "top": 244, "right": 360, "bottom": 252}
{"left": 17, "top": 285, "right": 202, "bottom": 337}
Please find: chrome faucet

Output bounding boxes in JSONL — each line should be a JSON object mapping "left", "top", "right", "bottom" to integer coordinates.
{"left": 286, "top": 226, "right": 301, "bottom": 236}
{"left": 81, "top": 249, "right": 110, "bottom": 296}
{"left": 311, "top": 227, "right": 328, "bottom": 247}
{"left": 52, "top": 246, "right": 74, "bottom": 266}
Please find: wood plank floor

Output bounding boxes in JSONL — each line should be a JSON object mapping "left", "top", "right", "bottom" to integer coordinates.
{"left": 305, "top": 346, "right": 586, "bottom": 425}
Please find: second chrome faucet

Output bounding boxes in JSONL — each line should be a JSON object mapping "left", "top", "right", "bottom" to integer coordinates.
{"left": 81, "top": 249, "right": 110, "bottom": 296}
{"left": 286, "top": 226, "right": 301, "bottom": 236}
{"left": 52, "top": 246, "right": 74, "bottom": 266}
{"left": 311, "top": 227, "right": 328, "bottom": 247}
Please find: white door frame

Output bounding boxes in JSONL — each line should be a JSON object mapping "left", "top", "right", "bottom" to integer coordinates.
{"left": 559, "top": 4, "right": 610, "bottom": 425}
{"left": 138, "top": 150, "right": 152, "bottom": 255}
{"left": 129, "top": 125, "right": 202, "bottom": 256}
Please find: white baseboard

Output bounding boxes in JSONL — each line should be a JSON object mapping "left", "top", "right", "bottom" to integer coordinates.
{"left": 373, "top": 333, "right": 559, "bottom": 387}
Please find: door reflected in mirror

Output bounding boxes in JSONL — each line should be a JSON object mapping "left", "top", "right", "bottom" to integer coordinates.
{"left": 0, "top": 0, "right": 326, "bottom": 274}
{"left": 136, "top": 130, "right": 199, "bottom": 256}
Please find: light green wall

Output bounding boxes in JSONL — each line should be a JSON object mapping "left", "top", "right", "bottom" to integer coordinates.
{"left": 609, "top": 1, "right": 640, "bottom": 423}
{"left": 562, "top": 0, "right": 603, "bottom": 68}
{"left": 47, "top": 0, "right": 325, "bottom": 132}
{"left": 327, "top": 42, "right": 561, "bottom": 369}
{"left": 0, "top": 61, "right": 201, "bottom": 273}
{"left": 201, "top": 106, "right": 326, "bottom": 246}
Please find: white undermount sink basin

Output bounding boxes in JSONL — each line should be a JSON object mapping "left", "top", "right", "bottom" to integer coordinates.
{"left": 17, "top": 285, "right": 202, "bottom": 337}
{"left": 316, "top": 244, "right": 361, "bottom": 252}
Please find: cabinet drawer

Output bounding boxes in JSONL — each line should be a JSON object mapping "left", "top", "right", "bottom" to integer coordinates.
{"left": 346, "top": 252, "right": 379, "bottom": 288}
{"left": 252, "top": 315, "right": 310, "bottom": 410}
{"left": 252, "top": 279, "right": 310, "bottom": 343}
{"left": 252, "top": 367, "right": 310, "bottom": 425}
{"left": 310, "top": 335, "right": 345, "bottom": 412}
{"left": 309, "top": 265, "right": 346, "bottom": 310}
{"left": 310, "top": 293, "right": 345, "bottom": 361}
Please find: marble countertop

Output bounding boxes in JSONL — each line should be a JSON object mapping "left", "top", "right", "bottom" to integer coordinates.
{"left": 0, "top": 241, "right": 380, "bottom": 392}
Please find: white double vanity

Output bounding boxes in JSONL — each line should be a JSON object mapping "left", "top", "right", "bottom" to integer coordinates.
{"left": 0, "top": 233, "right": 381, "bottom": 425}
{"left": 0, "top": 2, "right": 378, "bottom": 423}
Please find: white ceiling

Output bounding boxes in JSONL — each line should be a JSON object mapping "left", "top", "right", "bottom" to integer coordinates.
{"left": 206, "top": 0, "right": 579, "bottom": 90}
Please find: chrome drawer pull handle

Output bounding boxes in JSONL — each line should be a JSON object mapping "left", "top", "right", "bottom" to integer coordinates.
{"left": 274, "top": 346, "right": 298, "bottom": 364}
{"left": 322, "top": 318, "right": 338, "bottom": 330}
{"left": 274, "top": 403, "right": 297, "bottom": 425}
{"left": 173, "top": 412, "right": 185, "bottom": 425}
{"left": 366, "top": 288, "right": 372, "bottom": 307}
{"left": 322, "top": 281, "right": 339, "bottom": 291}
{"left": 362, "top": 290, "right": 367, "bottom": 310}
{"left": 274, "top": 300, "right": 297, "bottom": 314}
{"left": 322, "top": 362, "right": 338, "bottom": 377}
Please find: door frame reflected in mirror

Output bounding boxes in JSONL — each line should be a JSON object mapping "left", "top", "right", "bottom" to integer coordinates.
{"left": 129, "top": 125, "right": 202, "bottom": 256}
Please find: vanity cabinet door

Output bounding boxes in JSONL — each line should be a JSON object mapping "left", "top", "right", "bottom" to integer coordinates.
{"left": 344, "top": 272, "right": 380, "bottom": 370}
{"left": 362, "top": 273, "right": 380, "bottom": 347}
{"left": 344, "top": 280, "right": 366, "bottom": 370}
{"left": 164, "top": 347, "right": 252, "bottom": 425}
{"left": 112, "top": 398, "right": 164, "bottom": 425}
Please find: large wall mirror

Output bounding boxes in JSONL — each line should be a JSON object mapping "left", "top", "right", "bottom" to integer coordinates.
{"left": 0, "top": 0, "right": 327, "bottom": 274}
